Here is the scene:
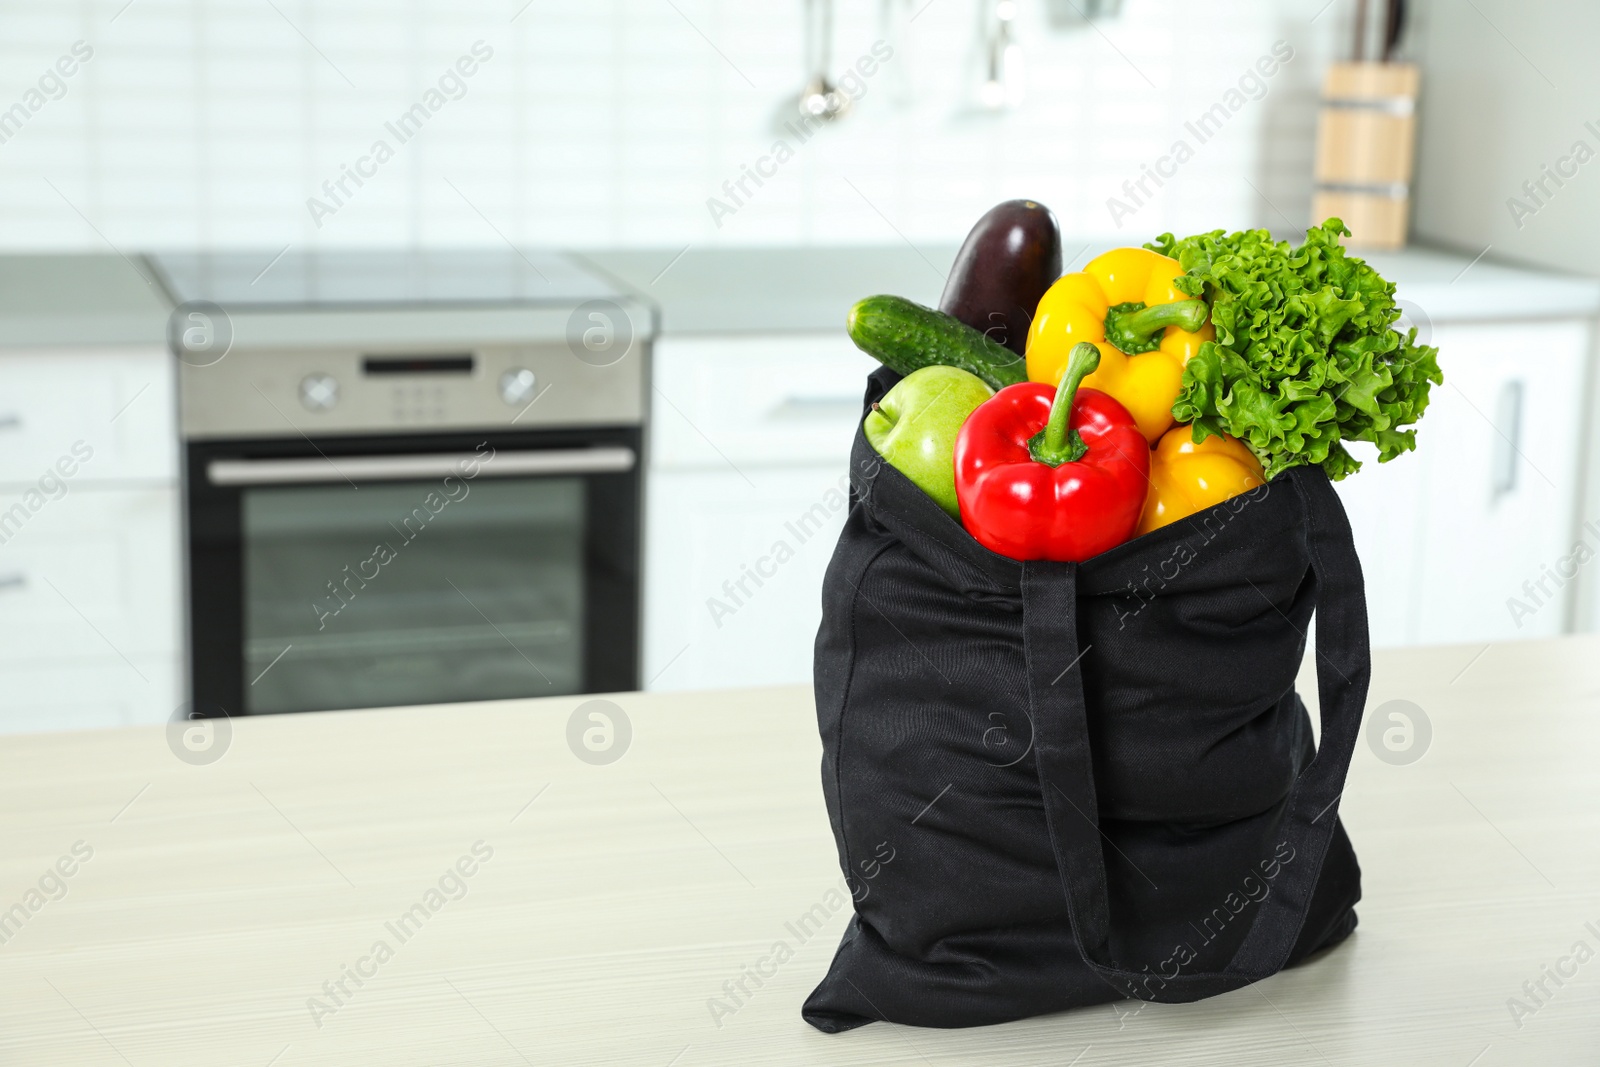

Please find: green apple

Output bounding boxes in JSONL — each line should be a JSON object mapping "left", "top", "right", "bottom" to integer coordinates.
{"left": 864, "top": 366, "right": 994, "bottom": 518}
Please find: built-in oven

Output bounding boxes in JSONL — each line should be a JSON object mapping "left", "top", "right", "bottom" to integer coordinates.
{"left": 151, "top": 250, "right": 651, "bottom": 716}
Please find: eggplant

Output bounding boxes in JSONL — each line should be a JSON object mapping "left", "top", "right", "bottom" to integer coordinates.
{"left": 938, "top": 199, "right": 1062, "bottom": 357}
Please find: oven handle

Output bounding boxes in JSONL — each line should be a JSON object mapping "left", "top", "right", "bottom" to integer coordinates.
{"left": 207, "top": 446, "right": 636, "bottom": 486}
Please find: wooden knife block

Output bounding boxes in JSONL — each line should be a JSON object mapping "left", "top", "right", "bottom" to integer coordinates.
{"left": 1311, "top": 63, "right": 1420, "bottom": 249}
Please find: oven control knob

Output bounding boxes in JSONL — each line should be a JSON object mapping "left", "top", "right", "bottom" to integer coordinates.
{"left": 299, "top": 373, "right": 339, "bottom": 411}
{"left": 499, "top": 367, "right": 537, "bottom": 406}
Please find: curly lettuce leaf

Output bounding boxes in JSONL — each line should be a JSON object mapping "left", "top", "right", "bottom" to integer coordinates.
{"left": 1150, "top": 219, "right": 1443, "bottom": 480}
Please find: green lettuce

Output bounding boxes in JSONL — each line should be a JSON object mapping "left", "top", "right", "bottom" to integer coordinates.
{"left": 1147, "top": 219, "right": 1442, "bottom": 481}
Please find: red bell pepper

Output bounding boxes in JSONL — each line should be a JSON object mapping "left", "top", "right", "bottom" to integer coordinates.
{"left": 954, "top": 342, "right": 1150, "bottom": 562}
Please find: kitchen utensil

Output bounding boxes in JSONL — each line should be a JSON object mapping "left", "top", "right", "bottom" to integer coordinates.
{"left": 1382, "top": 0, "right": 1408, "bottom": 61}
{"left": 1043, "top": 0, "right": 1122, "bottom": 25}
{"left": 978, "top": 0, "right": 1025, "bottom": 110}
{"left": 798, "top": 0, "right": 849, "bottom": 121}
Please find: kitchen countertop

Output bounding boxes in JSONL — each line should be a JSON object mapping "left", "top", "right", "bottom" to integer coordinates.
{"left": 581, "top": 242, "right": 1600, "bottom": 335}
{"left": 2, "top": 637, "right": 1597, "bottom": 1064}
{"left": 576, "top": 245, "right": 957, "bottom": 334}
{"left": 1361, "top": 245, "right": 1600, "bottom": 324}
{"left": 3, "top": 242, "right": 1595, "bottom": 347}
{"left": 0, "top": 254, "right": 170, "bottom": 346}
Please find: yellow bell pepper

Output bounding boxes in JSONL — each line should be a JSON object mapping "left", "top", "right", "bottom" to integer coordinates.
{"left": 1025, "top": 247, "right": 1214, "bottom": 443}
{"left": 1138, "top": 425, "right": 1266, "bottom": 535}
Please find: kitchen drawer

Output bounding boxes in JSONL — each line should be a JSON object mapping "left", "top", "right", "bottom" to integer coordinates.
{"left": 0, "top": 653, "right": 182, "bottom": 734}
{"left": 0, "top": 346, "right": 176, "bottom": 484}
{"left": 1411, "top": 319, "right": 1587, "bottom": 642}
{"left": 0, "top": 486, "right": 182, "bottom": 660}
{"left": 643, "top": 464, "right": 850, "bottom": 691}
{"left": 1332, "top": 440, "right": 1428, "bottom": 647}
{"left": 649, "top": 333, "right": 875, "bottom": 469}
{"left": 1335, "top": 317, "right": 1588, "bottom": 646}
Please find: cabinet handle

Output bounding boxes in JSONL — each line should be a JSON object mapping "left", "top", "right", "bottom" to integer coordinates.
{"left": 0, "top": 573, "right": 24, "bottom": 593}
{"left": 0, "top": 414, "right": 20, "bottom": 432}
{"left": 1491, "top": 380, "right": 1523, "bottom": 501}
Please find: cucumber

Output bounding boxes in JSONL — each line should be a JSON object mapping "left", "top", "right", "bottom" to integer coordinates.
{"left": 847, "top": 294, "right": 1028, "bottom": 392}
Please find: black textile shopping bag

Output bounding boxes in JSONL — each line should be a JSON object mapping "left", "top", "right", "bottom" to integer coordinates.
{"left": 803, "top": 367, "right": 1366, "bottom": 1032}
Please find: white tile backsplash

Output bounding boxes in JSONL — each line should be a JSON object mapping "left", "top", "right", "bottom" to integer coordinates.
{"left": 0, "top": 0, "right": 1351, "bottom": 251}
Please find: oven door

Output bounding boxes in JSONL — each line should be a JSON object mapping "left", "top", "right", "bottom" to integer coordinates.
{"left": 185, "top": 427, "right": 640, "bottom": 715}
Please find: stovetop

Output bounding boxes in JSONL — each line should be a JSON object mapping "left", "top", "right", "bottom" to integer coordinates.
{"left": 148, "top": 248, "right": 629, "bottom": 311}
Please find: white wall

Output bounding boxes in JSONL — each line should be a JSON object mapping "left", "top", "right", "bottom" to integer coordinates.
{"left": 1409, "top": 0, "right": 1600, "bottom": 276}
{"left": 0, "top": 0, "right": 1351, "bottom": 251}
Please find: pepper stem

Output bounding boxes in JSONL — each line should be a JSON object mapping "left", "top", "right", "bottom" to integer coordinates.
{"left": 1029, "top": 342, "right": 1101, "bottom": 467}
{"left": 1121, "top": 298, "right": 1208, "bottom": 341}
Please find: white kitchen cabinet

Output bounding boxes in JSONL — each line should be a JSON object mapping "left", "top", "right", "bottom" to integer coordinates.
{"left": 0, "top": 487, "right": 182, "bottom": 661}
{"left": 643, "top": 465, "right": 852, "bottom": 691}
{"left": 0, "top": 486, "right": 183, "bottom": 731}
{"left": 1413, "top": 320, "right": 1587, "bottom": 641}
{"left": 1335, "top": 318, "right": 1590, "bottom": 646}
{"left": 646, "top": 315, "right": 1595, "bottom": 689}
{"left": 0, "top": 654, "right": 183, "bottom": 733}
{"left": 648, "top": 334, "right": 873, "bottom": 468}
{"left": 644, "top": 333, "right": 866, "bottom": 691}
{"left": 1330, "top": 438, "right": 1429, "bottom": 648}
{"left": 0, "top": 347, "right": 176, "bottom": 484}
{"left": 0, "top": 346, "right": 181, "bottom": 733}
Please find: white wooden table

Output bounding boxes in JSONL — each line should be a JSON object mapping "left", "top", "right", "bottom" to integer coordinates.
{"left": 2, "top": 637, "right": 1598, "bottom": 1065}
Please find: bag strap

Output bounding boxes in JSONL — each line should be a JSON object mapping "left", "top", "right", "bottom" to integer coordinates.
{"left": 1024, "top": 468, "right": 1371, "bottom": 1002}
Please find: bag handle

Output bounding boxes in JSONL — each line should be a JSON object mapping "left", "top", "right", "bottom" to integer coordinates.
{"left": 1024, "top": 467, "right": 1371, "bottom": 1002}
